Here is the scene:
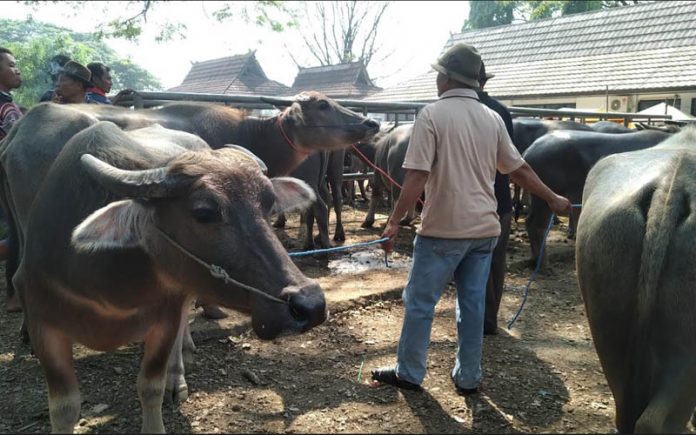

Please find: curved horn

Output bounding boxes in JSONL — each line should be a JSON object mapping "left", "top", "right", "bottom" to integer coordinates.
{"left": 80, "top": 154, "right": 196, "bottom": 199}
{"left": 223, "top": 144, "right": 268, "bottom": 175}
{"left": 260, "top": 96, "right": 294, "bottom": 107}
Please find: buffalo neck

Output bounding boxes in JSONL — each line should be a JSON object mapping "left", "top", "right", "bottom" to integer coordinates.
{"left": 236, "top": 116, "right": 309, "bottom": 177}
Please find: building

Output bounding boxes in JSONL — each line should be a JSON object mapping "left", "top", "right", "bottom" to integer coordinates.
{"left": 168, "top": 52, "right": 290, "bottom": 96}
{"left": 290, "top": 62, "right": 381, "bottom": 99}
{"left": 365, "top": 1, "right": 696, "bottom": 117}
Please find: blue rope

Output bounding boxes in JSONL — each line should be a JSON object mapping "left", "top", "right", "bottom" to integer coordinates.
{"left": 507, "top": 204, "right": 582, "bottom": 330}
{"left": 288, "top": 237, "right": 391, "bottom": 257}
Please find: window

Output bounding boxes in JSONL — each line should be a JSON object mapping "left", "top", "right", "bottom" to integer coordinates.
{"left": 386, "top": 113, "right": 415, "bottom": 122}
{"left": 691, "top": 98, "right": 696, "bottom": 117}
{"left": 637, "top": 98, "right": 681, "bottom": 112}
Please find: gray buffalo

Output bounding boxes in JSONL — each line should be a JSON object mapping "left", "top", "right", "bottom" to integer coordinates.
{"left": 589, "top": 120, "right": 635, "bottom": 134}
{"left": 576, "top": 127, "right": 696, "bottom": 433}
{"left": 5, "top": 112, "right": 326, "bottom": 432}
{"left": 522, "top": 129, "right": 671, "bottom": 264}
{"left": 361, "top": 124, "right": 419, "bottom": 228}
{"left": 512, "top": 118, "right": 593, "bottom": 154}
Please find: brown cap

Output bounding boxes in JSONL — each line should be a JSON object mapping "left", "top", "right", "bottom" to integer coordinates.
{"left": 59, "top": 60, "right": 93, "bottom": 86}
{"left": 431, "top": 43, "right": 481, "bottom": 89}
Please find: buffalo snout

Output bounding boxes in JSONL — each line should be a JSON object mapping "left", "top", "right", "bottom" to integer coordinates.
{"left": 287, "top": 282, "right": 327, "bottom": 331}
{"left": 362, "top": 118, "right": 380, "bottom": 135}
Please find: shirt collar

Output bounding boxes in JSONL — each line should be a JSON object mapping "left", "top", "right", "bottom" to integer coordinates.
{"left": 440, "top": 88, "right": 479, "bottom": 100}
{"left": 0, "top": 90, "right": 13, "bottom": 102}
{"left": 87, "top": 87, "right": 106, "bottom": 96}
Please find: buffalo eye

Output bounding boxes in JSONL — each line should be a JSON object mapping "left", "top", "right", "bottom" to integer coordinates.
{"left": 191, "top": 206, "right": 221, "bottom": 224}
{"left": 317, "top": 100, "right": 330, "bottom": 110}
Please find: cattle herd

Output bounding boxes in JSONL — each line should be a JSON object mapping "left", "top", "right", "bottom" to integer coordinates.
{"left": 0, "top": 93, "right": 694, "bottom": 433}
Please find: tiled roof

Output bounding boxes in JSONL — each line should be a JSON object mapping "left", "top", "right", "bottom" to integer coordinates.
{"left": 291, "top": 62, "right": 382, "bottom": 98}
{"left": 366, "top": 1, "right": 696, "bottom": 102}
{"left": 168, "top": 53, "right": 291, "bottom": 95}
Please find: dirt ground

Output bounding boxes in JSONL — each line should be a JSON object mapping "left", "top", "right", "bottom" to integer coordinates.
{"left": 0, "top": 201, "right": 622, "bottom": 434}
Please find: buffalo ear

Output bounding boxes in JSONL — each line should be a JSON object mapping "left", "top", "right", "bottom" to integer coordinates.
{"left": 271, "top": 177, "right": 316, "bottom": 214}
{"left": 71, "top": 200, "right": 154, "bottom": 252}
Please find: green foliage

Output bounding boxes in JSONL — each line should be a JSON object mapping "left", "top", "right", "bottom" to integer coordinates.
{"left": 1, "top": 17, "right": 161, "bottom": 108}
{"left": 463, "top": 0, "right": 643, "bottom": 30}
{"left": 22, "top": 0, "right": 294, "bottom": 42}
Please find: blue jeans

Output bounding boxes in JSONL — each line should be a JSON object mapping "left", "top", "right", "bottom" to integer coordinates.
{"left": 395, "top": 234, "right": 497, "bottom": 389}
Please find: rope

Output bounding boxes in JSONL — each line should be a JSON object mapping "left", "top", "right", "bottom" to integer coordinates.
{"left": 350, "top": 144, "right": 425, "bottom": 207}
{"left": 288, "top": 237, "right": 390, "bottom": 257}
{"left": 156, "top": 227, "right": 289, "bottom": 305}
{"left": 277, "top": 110, "right": 311, "bottom": 156}
{"left": 507, "top": 203, "right": 582, "bottom": 330}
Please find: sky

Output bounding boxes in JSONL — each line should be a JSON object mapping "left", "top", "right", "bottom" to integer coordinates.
{"left": 4, "top": 1, "right": 471, "bottom": 90}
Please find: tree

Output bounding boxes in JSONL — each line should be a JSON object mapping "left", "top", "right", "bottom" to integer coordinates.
{"left": 462, "top": 0, "right": 645, "bottom": 30}
{"left": 288, "top": 1, "right": 390, "bottom": 69}
{"left": 20, "top": 1, "right": 296, "bottom": 42}
{"left": 1, "top": 18, "right": 161, "bottom": 108}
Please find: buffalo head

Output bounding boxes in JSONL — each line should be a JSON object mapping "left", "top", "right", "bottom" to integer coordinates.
{"left": 72, "top": 147, "right": 327, "bottom": 339}
{"left": 262, "top": 91, "right": 380, "bottom": 152}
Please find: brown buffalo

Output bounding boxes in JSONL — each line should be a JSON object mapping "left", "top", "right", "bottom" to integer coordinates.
{"left": 5, "top": 112, "right": 326, "bottom": 432}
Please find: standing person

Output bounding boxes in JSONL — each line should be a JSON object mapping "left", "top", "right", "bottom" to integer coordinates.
{"left": 54, "top": 60, "right": 92, "bottom": 104}
{"left": 369, "top": 43, "right": 571, "bottom": 394}
{"left": 39, "top": 54, "right": 71, "bottom": 103}
{"left": 0, "top": 47, "right": 23, "bottom": 310}
{"left": 476, "top": 62, "right": 514, "bottom": 336}
{"left": 0, "top": 47, "right": 22, "bottom": 140}
{"left": 86, "top": 62, "right": 113, "bottom": 104}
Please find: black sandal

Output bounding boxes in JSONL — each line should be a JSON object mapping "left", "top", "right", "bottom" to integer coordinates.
{"left": 370, "top": 367, "right": 422, "bottom": 391}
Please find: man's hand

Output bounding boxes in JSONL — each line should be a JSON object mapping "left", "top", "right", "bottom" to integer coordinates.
{"left": 380, "top": 220, "right": 400, "bottom": 253}
{"left": 548, "top": 194, "right": 572, "bottom": 216}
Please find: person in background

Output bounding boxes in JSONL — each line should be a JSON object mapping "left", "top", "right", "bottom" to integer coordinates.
{"left": 476, "top": 61, "right": 514, "bottom": 336}
{"left": 86, "top": 62, "right": 113, "bottom": 104}
{"left": 0, "top": 46, "right": 23, "bottom": 311}
{"left": 39, "top": 54, "right": 70, "bottom": 103}
{"left": 54, "top": 60, "right": 92, "bottom": 104}
{"left": 369, "top": 43, "right": 571, "bottom": 394}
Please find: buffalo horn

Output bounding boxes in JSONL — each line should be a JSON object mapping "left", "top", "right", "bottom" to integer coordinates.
{"left": 259, "top": 96, "right": 294, "bottom": 107}
{"left": 80, "top": 154, "right": 196, "bottom": 199}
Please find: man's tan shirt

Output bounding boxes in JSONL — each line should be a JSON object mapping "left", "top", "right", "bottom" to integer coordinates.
{"left": 402, "top": 88, "right": 524, "bottom": 239}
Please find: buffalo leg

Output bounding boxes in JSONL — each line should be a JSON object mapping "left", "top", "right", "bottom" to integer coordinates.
{"left": 33, "top": 326, "right": 80, "bottom": 433}
{"left": 329, "top": 179, "right": 345, "bottom": 242}
{"left": 140, "top": 306, "right": 184, "bottom": 434}
{"left": 525, "top": 195, "right": 552, "bottom": 267}
{"left": 164, "top": 301, "right": 190, "bottom": 406}
{"left": 632, "top": 361, "right": 696, "bottom": 433}
{"left": 311, "top": 184, "right": 331, "bottom": 249}
{"left": 272, "top": 212, "right": 287, "bottom": 229}
{"left": 4, "top": 214, "right": 20, "bottom": 312}
{"left": 362, "top": 176, "right": 384, "bottom": 228}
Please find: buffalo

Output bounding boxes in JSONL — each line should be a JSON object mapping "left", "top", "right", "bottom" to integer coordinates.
{"left": 522, "top": 129, "right": 671, "bottom": 264}
{"left": 576, "top": 127, "right": 696, "bottom": 433}
{"left": 4, "top": 111, "right": 326, "bottom": 432}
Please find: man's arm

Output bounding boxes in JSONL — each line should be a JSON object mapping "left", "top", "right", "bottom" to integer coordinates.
{"left": 509, "top": 162, "right": 571, "bottom": 216}
{"left": 380, "top": 169, "right": 429, "bottom": 253}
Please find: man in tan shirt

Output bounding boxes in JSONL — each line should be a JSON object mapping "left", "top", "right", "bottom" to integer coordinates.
{"left": 370, "top": 43, "right": 571, "bottom": 394}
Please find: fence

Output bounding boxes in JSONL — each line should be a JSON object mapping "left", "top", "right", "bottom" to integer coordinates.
{"left": 113, "top": 91, "right": 673, "bottom": 127}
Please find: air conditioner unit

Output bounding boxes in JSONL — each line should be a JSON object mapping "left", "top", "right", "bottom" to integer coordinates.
{"left": 609, "top": 96, "right": 629, "bottom": 112}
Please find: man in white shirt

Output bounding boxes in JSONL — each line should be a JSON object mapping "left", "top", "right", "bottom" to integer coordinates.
{"left": 370, "top": 43, "right": 571, "bottom": 394}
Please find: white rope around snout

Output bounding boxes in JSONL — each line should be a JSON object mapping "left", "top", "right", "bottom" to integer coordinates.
{"left": 155, "top": 227, "right": 289, "bottom": 305}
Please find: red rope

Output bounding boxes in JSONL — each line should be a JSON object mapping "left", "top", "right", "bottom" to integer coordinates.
{"left": 277, "top": 110, "right": 311, "bottom": 156}
{"left": 350, "top": 143, "right": 425, "bottom": 206}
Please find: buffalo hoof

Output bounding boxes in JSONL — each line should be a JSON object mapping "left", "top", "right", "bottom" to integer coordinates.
{"left": 273, "top": 219, "right": 286, "bottom": 229}
{"left": 333, "top": 229, "right": 345, "bottom": 242}
{"left": 202, "top": 305, "right": 228, "bottom": 320}
{"left": 164, "top": 374, "right": 189, "bottom": 406}
{"left": 314, "top": 235, "right": 332, "bottom": 249}
{"left": 361, "top": 220, "right": 374, "bottom": 228}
